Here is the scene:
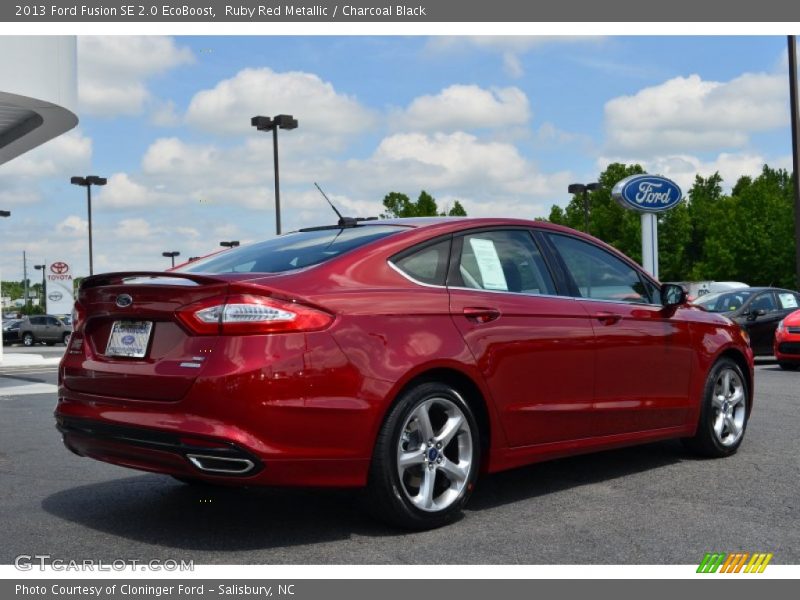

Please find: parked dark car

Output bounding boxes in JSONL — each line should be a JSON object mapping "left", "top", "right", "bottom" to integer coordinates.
{"left": 2, "top": 319, "right": 23, "bottom": 343}
{"left": 18, "top": 314, "right": 72, "bottom": 346}
{"left": 693, "top": 287, "right": 800, "bottom": 355}
{"left": 57, "top": 217, "right": 754, "bottom": 529}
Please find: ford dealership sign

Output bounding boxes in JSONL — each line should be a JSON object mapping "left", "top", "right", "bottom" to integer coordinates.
{"left": 612, "top": 174, "right": 683, "bottom": 213}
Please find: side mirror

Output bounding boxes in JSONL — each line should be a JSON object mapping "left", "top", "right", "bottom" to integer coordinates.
{"left": 747, "top": 309, "right": 767, "bottom": 321}
{"left": 661, "top": 283, "right": 687, "bottom": 307}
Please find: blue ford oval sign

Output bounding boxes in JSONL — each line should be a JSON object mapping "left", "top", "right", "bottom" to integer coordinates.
{"left": 611, "top": 174, "right": 683, "bottom": 213}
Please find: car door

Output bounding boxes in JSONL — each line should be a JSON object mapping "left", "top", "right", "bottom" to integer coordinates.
{"left": 29, "top": 316, "right": 45, "bottom": 340}
{"left": 544, "top": 232, "right": 694, "bottom": 435}
{"left": 44, "top": 316, "right": 61, "bottom": 341}
{"left": 447, "top": 228, "right": 597, "bottom": 447}
{"left": 741, "top": 292, "right": 782, "bottom": 354}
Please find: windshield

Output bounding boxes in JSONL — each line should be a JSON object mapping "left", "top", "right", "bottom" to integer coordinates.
{"left": 694, "top": 289, "right": 755, "bottom": 312}
{"left": 177, "top": 225, "right": 406, "bottom": 274}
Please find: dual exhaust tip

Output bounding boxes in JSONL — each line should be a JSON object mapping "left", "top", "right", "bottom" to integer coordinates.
{"left": 186, "top": 453, "right": 255, "bottom": 475}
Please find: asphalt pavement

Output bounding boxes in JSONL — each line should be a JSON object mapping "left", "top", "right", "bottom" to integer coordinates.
{"left": 0, "top": 356, "right": 797, "bottom": 564}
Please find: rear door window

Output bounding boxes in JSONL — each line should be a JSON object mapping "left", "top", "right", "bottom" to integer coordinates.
{"left": 451, "top": 230, "right": 556, "bottom": 295}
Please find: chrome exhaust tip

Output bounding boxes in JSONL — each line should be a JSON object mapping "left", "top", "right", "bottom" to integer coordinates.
{"left": 186, "top": 453, "right": 255, "bottom": 475}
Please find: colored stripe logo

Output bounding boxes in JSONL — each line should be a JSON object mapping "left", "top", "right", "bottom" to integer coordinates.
{"left": 697, "top": 552, "right": 773, "bottom": 573}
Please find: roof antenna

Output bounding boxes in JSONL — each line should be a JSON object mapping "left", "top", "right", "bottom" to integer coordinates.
{"left": 315, "top": 182, "right": 353, "bottom": 226}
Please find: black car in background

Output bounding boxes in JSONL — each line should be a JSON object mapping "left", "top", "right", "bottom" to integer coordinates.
{"left": 694, "top": 287, "right": 800, "bottom": 355}
{"left": 2, "top": 319, "right": 23, "bottom": 344}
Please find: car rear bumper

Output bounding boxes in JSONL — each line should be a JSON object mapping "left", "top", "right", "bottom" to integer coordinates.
{"left": 55, "top": 330, "right": 392, "bottom": 488}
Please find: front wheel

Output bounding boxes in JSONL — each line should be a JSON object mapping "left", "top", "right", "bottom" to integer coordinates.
{"left": 22, "top": 333, "right": 34, "bottom": 347}
{"left": 367, "top": 381, "right": 480, "bottom": 529}
{"left": 683, "top": 358, "right": 749, "bottom": 457}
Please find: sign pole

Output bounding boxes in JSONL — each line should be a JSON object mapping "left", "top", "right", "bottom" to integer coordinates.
{"left": 640, "top": 213, "right": 658, "bottom": 279}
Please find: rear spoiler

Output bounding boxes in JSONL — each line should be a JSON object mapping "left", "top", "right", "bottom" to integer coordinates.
{"left": 80, "top": 271, "right": 227, "bottom": 290}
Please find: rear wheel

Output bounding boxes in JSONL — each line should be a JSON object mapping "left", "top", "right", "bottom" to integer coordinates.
{"left": 683, "top": 358, "right": 749, "bottom": 457}
{"left": 778, "top": 362, "right": 799, "bottom": 371}
{"left": 22, "top": 333, "right": 34, "bottom": 347}
{"left": 367, "top": 381, "right": 480, "bottom": 529}
{"left": 62, "top": 332, "right": 71, "bottom": 345}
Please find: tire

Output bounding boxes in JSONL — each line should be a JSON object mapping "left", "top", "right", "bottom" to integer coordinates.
{"left": 778, "top": 362, "right": 799, "bottom": 371}
{"left": 22, "top": 333, "right": 34, "bottom": 347}
{"left": 366, "top": 381, "right": 480, "bottom": 530}
{"left": 683, "top": 358, "right": 749, "bottom": 458}
{"left": 62, "top": 333, "right": 71, "bottom": 345}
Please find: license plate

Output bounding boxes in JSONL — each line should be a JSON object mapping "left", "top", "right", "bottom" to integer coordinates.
{"left": 105, "top": 320, "right": 153, "bottom": 358}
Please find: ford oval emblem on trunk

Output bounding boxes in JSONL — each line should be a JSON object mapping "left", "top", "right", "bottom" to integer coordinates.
{"left": 116, "top": 294, "right": 133, "bottom": 308}
{"left": 612, "top": 174, "right": 683, "bottom": 213}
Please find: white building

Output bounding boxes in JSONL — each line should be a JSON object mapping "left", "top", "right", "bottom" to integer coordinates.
{"left": 0, "top": 36, "right": 78, "bottom": 165}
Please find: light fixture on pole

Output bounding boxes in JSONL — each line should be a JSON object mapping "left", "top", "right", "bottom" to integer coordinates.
{"left": 220, "top": 240, "right": 240, "bottom": 248}
{"left": 0, "top": 210, "right": 9, "bottom": 218}
{"left": 162, "top": 251, "right": 180, "bottom": 268}
{"left": 567, "top": 182, "right": 600, "bottom": 235}
{"left": 33, "top": 264, "right": 46, "bottom": 309}
{"left": 251, "top": 114, "right": 298, "bottom": 236}
{"left": 70, "top": 175, "right": 107, "bottom": 276}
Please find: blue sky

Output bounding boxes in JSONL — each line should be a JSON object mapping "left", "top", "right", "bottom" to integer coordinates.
{"left": 0, "top": 35, "right": 794, "bottom": 281}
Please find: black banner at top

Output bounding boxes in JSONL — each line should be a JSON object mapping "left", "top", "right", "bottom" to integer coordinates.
{"left": 2, "top": 0, "right": 800, "bottom": 22}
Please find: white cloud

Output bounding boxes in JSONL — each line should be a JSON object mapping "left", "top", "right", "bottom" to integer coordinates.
{"left": 597, "top": 152, "right": 782, "bottom": 193}
{"left": 0, "top": 131, "right": 91, "bottom": 178}
{"left": 604, "top": 73, "right": 787, "bottom": 156}
{"left": 392, "top": 85, "right": 530, "bottom": 132}
{"left": 56, "top": 215, "right": 88, "bottom": 236}
{"left": 184, "top": 67, "right": 375, "bottom": 141}
{"left": 426, "top": 36, "right": 606, "bottom": 77}
{"left": 78, "top": 36, "right": 194, "bottom": 116}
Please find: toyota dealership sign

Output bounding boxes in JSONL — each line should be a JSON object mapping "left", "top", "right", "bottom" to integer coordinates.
{"left": 46, "top": 261, "right": 75, "bottom": 315}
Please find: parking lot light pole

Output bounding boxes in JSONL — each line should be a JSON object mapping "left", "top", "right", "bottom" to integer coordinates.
{"left": 0, "top": 211, "right": 9, "bottom": 364}
{"left": 788, "top": 36, "right": 800, "bottom": 288}
{"left": 33, "top": 264, "right": 46, "bottom": 310}
{"left": 162, "top": 251, "right": 180, "bottom": 268}
{"left": 220, "top": 240, "right": 240, "bottom": 249}
{"left": 251, "top": 114, "right": 298, "bottom": 236}
{"left": 568, "top": 182, "right": 600, "bottom": 235}
{"left": 70, "top": 176, "right": 107, "bottom": 276}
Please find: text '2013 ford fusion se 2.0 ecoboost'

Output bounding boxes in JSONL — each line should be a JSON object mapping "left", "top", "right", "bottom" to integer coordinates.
{"left": 56, "top": 217, "right": 754, "bottom": 529}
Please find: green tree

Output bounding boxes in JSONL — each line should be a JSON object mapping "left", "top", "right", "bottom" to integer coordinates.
{"left": 381, "top": 190, "right": 468, "bottom": 218}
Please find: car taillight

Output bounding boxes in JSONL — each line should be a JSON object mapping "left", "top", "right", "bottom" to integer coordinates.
{"left": 72, "top": 302, "right": 86, "bottom": 332}
{"left": 176, "top": 294, "right": 333, "bottom": 335}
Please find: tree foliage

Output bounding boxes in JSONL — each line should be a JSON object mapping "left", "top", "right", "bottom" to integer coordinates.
{"left": 547, "top": 163, "right": 798, "bottom": 287}
{"left": 381, "top": 190, "right": 468, "bottom": 218}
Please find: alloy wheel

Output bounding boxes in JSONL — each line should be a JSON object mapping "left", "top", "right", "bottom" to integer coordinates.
{"left": 711, "top": 367, "right": 746, "bottom": 447}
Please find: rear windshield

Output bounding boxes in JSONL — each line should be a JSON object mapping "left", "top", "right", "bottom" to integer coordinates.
{"left": 177, "top": 225, "right": 405, "bottom": 274}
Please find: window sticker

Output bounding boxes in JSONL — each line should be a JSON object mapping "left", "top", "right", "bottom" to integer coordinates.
{"left": 779, "top": 293, "right": 798, "bottom": 309}
{"left": 469, "top": 238, "right": 508, "bottom": 291}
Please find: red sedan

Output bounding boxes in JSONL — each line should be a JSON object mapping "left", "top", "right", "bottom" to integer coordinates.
{"left": 774, "top": 308, "right": 800, "bottom": 370}
{"left": 56, "top": 218, "right": 754, "bottom": 529}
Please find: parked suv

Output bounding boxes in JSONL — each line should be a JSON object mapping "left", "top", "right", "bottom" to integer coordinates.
{"left": 18, "top": 315, "right": 72, "bottom": 346}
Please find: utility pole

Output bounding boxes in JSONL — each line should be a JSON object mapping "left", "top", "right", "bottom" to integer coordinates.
{"left": 23, "top": 251, "right": 28, "bottom": 311}
{"left": 788, "top": 36, "right": 800, "bottom": 288}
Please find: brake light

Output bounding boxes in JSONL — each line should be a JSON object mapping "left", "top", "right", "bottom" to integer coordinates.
{"left": 176, "top": 294, "right": 333, "bottom": 335}
{"left": 71, "top": 302, "right": 86, "bottom": 332}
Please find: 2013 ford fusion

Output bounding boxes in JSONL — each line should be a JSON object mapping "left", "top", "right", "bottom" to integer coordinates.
{"left": 56, "top": 218, "right": 754, "bottom": 528}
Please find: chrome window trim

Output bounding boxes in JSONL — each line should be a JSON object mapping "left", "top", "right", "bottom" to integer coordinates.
{"left": 387, "top": 259, "right": 448, "bottom": 289}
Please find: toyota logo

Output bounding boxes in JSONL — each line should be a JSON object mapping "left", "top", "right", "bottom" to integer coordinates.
{"left": 48, "top": 292, "right": 63, "bottom": 302}
{"left": 50, "top": 262, "right": 69, "bottom": 275}
{"left": 115, "top": 294, "right": 133, "bottom": 308}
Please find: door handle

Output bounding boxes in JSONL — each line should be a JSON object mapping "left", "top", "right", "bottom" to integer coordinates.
{"left": 463, "top": 307, "right": 501, "bottom": 324}
{"left": 593, "top": 311, "right": 623, "bottom": 325}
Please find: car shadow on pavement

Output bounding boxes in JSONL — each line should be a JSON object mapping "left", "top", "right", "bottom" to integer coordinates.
{"left": 466, "top": 440, "right": 686, "bottom": 512}
{"left": 41, "top": 440, "right": 688, "bottom": 551}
